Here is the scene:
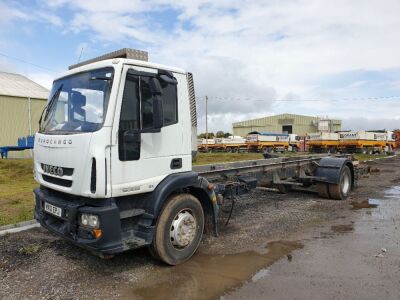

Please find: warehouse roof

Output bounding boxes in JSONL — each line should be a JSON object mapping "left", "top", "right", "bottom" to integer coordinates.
{"left": 233, "top": 113, "right": 341, "bottom": 127}
{"left": 0, "top": 72, "right": 49, "bottom": 100}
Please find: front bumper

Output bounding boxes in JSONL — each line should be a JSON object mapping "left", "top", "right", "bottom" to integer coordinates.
{"left": 34, "top": 187, "right": 125, "bottom": 255}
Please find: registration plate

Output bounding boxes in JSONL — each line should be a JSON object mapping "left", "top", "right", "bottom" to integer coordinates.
{"left": 44, "top": 202, "right": 62, "bottom": 217}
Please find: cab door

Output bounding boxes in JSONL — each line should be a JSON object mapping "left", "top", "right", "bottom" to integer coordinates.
{"left": 110, "top": 65, "right": 188, "bottom": 197}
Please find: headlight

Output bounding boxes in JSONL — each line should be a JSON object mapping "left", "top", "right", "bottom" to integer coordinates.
{"left": 80, "top": 213, "right": 100, "bottom": 228}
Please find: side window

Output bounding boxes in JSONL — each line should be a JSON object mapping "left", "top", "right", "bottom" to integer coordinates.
{"left": 140, "top": 77, "right": 154, "bottom": 129}
{"left": 161, "top": 80, "right": 178, "bottom": 125}
{"left": 139, "top": 76, "right": 178, "bottom": 128}
{"left": 118, "top": 70, "right": 178, "bottom": 161}
{"left": 118, "top": 75, "right": 140, "bottom": 161}
{"left": 119, "top": 76, "right": 140, "bottom": 131}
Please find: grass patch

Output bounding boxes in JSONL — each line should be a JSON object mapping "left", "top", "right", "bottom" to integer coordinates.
{"left": 0, "top": 159, "right": 37, "bottom": 226}
{"left": 352, "top": 153, "right": 388, "bottom": 162}
{"left": 18, "top": 243, "right": 41, "bottom": 255}
{"left": 193, "top": 153, "right": 264, "bottom": 165}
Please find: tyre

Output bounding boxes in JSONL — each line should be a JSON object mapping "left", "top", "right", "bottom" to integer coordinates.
{"left": 150, "top": 194, "right": 204, "bottom": 265}
{"left": 277, "top": 184, "right": 291, "bottom": 194}
{"left": 317, "top": 182, "right": 330, "bottom": 198}
{"left": 328, "top": 165, "right": 352, "bottom": 200}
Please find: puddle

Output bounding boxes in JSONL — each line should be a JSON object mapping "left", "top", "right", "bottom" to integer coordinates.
{"left": 330, "top": 224, "right": 354, "bottom": 233}
{"left": 351, "top": 199, "right": 381, "bottom": 210}
{"left": 251, "top": 268, "right": 271, "bottom": 282}
{"left": 123, "top": 241, "right": 303, "bottom": 300}
{"left": 384, "top": 186, "right": 400, "bottom": 198}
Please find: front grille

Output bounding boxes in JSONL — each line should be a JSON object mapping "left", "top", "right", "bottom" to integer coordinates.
{"left": 42, "top": 175, "right": 72, "bottom": 187}
{"left": 187, "top": 72, "right": 197, "bottom": 127}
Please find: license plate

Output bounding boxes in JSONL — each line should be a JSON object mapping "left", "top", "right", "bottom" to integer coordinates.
{"left": 44, "top": 202, "right": 62, "bottom": 217}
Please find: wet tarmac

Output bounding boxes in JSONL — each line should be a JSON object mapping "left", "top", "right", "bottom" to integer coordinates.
{"left": 122, "top": 185, "right": 400, "bottom": 299}
{"left": 226, "top": 186, "right": 400, "bottom": 299}
{"left": 2, "top": 158, "right": 399, "bottom": 299}
{"left": 351, "top": 199, "right": 381, "bottom": 209}
{"left": 122, "top": 241, "right": 303, "bottom": 299}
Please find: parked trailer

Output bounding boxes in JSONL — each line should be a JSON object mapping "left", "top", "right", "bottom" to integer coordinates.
{"left": 197, "top": 139, "right": 216, "bottom": 152}
{"left": 384, "top": 131, "right": 396, "bottom": 151}
{"left": 214, "top": 136, "right": 247, "bottom": 152}
{"left": 307, "top": 132, "right": 340, "bottom": 153}
{"left": 246, "top": 132, "right": 292, "bottom": 152}
{"left": 33, "top": 48, "right": 356, "bottom": 266}
{"left": 394, "top": 130, "right": 400, "bottom": 149}
{"left": 289, "top": 134, "right": 301, "bottom": 151}
{"left": 339, "top": 131, "right": 392, "bottom": 154}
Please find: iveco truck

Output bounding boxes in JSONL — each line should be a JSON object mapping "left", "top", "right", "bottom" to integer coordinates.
{"left": 34, "top": 49, "right": 355, "bottom": 265}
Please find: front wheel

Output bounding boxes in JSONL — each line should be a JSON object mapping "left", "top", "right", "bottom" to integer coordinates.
{"left": 150, "top": 194, "right": 204, "bottom": 265}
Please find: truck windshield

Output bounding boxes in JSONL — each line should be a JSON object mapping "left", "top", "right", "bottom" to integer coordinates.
{"left": 40, "top": 67, "right": 114, "bottom": 134}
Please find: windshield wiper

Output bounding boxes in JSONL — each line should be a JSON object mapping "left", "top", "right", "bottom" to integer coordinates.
{"left": 39, "top": 84, "right": 63, "bottom": 132}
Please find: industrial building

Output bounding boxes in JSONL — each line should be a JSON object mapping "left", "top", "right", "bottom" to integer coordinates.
{"left": 232, "top": 113, "right": 341, "bottom": 137}
{"left": 0, "top": 72, "right": 49, "bottom": 158}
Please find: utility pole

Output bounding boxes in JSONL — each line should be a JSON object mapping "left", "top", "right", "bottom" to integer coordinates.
{"left": 205, "top": 96, "right": 208, "bottom": 151}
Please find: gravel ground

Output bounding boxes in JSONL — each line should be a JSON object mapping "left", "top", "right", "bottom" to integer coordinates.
{"left": 0, "top": 156, "right": 398, "bottom": 299}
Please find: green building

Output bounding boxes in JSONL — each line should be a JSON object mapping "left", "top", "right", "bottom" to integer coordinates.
{"left": 232, "top": 113, "right": 341, "bottom": 137}
{"left": 0, "top": 72, "right": 49, "bottom": 158}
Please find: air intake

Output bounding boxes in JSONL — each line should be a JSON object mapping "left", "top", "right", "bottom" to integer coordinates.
{"left": 90, "top": 158, "right": 96, "bottom": 194}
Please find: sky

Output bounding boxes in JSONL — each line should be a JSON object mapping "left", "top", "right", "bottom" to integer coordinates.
{"left": 0, "top": 0, "right": 399, "bottom": 132}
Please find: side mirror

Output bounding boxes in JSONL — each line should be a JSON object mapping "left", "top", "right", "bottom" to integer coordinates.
{"left": 152, "top": 96, "right": 163, "bottom": 130}
{"left": 149, "top": 77, "right": 163, "bottom": 131}
{"left": 123, "top": 131, "right": 141, "bottom": 143}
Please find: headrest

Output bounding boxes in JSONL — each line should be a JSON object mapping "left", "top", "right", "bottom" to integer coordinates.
{"left": 71, "top": 92, "right": 86, "bottom": 107}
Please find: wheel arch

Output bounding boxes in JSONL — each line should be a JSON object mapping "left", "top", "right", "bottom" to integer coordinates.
{"left": 148, "top": 172, "right": 218, "bottom": 236}
{"left": 315, "top": 157, "right": 355, "bottom": 189}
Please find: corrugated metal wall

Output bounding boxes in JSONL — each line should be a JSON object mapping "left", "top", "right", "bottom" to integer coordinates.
{"left": 232, "top": 114, "right": 342, "bottom": 137}
{"left": 0, "top": 95, "right": 46, "bottom": 158}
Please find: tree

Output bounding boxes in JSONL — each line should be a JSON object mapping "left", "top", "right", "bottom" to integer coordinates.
{"left": 197, "top": 132, "right": 215, "bottom": 139}
{"left": 216, "top": 131, "right": 225, "bottom": 138}
{"left": 223, "top": 132, "right": 232, "bottom": 138}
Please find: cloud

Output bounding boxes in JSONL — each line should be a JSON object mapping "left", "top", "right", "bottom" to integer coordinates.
{"left": 342, "top": 117, "right": 400, "bottom": 131}
{"left": 3, "top": 0, "right": 400, "bottom": 133}
{"left": 0, "top": 57, "right": 16, "bottom": 73}
{"left": 27, "top": 72, "right": 53, "bottom": 90}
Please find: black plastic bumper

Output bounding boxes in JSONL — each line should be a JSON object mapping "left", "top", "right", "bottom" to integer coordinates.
{"left": 34, "top": 187, "right": 126, "bottom": 255}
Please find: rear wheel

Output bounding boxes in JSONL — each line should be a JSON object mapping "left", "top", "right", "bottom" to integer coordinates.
{"left": 328, "top": 166, "right": 352, "bottom": 200}
{"left": 150, "top": 194, "right": 204, "bottom": 265}
{"left": 317, "top": 182, "right": 330, "bottom": 198}
{"left": 277, "top": 184, "right": 291, "bottom": 194}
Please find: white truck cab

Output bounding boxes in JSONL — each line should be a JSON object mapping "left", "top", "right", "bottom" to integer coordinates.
{"left": 34, "top": 49, "right": 211, "bottom": 265}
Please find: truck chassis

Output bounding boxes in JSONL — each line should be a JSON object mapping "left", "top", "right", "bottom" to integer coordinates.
{"left": 35, "top": 154, "right": 354, "bottom": 265}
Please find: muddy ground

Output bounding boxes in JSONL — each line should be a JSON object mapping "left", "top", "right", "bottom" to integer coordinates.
{"left": 0, "top": 156, "right": 399, "bottom": 299}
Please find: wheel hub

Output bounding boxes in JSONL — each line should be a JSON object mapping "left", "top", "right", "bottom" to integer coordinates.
{"left": 341, "top": 172, "right": 350, "bottom": 194}
{"left": 170, "top": 210, "right": 196, "bottom": 248}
